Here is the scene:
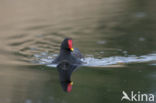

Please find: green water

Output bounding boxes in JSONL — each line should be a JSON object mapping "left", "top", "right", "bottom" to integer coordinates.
{"left": 0, "top": 0, "right": 156, "bottom": 103}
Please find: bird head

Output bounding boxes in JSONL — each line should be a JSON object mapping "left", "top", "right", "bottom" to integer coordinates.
{"left": 60, "top": 81, "right": 73, "bottom": 92}
{"left": 61, "top": 38, "right": 74, "bottom": 52}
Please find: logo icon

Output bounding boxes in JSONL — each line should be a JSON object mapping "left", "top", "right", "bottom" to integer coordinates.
{"left": 121, "top": 91, "right": 131, "bottom": 101}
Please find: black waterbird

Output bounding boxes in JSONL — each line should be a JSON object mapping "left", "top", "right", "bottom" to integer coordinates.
{"left": 52, "top": 38, "right": 83, "bottom": 92}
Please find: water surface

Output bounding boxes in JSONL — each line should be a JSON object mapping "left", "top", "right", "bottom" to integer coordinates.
{"left": 0, "top": 0, "right": 156, "bottom": 103}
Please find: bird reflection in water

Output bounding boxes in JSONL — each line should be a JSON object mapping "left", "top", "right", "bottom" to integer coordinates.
{"left": 52, "top": 38, "right": 83, "bottom": 92}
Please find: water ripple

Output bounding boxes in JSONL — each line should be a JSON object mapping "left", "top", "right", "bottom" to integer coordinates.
{"left": 33, "top": 53, "right": 156, "bottom": 67}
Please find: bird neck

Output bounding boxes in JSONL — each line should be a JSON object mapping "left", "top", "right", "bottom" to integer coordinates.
{"left": 60, "top": 49, "right": 71, "bottom": 55}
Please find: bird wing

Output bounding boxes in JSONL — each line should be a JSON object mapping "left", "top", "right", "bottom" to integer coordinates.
{"left": 72, "top": 48, "right": 84, "bottom": 59}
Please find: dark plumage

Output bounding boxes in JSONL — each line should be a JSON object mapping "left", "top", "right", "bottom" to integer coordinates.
{"left": 52, "top": 38, "right": 83, "bottom": 92}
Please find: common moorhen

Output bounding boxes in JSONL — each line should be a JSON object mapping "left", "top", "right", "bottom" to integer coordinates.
{"left": 52, "top": 38, "right": 83, "bottom": 92}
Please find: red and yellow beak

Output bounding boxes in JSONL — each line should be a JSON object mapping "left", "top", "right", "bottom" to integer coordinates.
{"left": 70, "top": 81, "right": 73, "bottom": 85}
{"left": 70, "top": 48, "right": 74, "bottom": 51}
{"left": 67, "top": 81, "right": 73, "bottom": 92}
{"left": 68, "top": 39, "right": 74, "bottom": 51}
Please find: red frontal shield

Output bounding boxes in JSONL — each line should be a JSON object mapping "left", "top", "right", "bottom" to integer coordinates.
{"left": 68, "top": 40, "right": 72, "bottom": 49}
